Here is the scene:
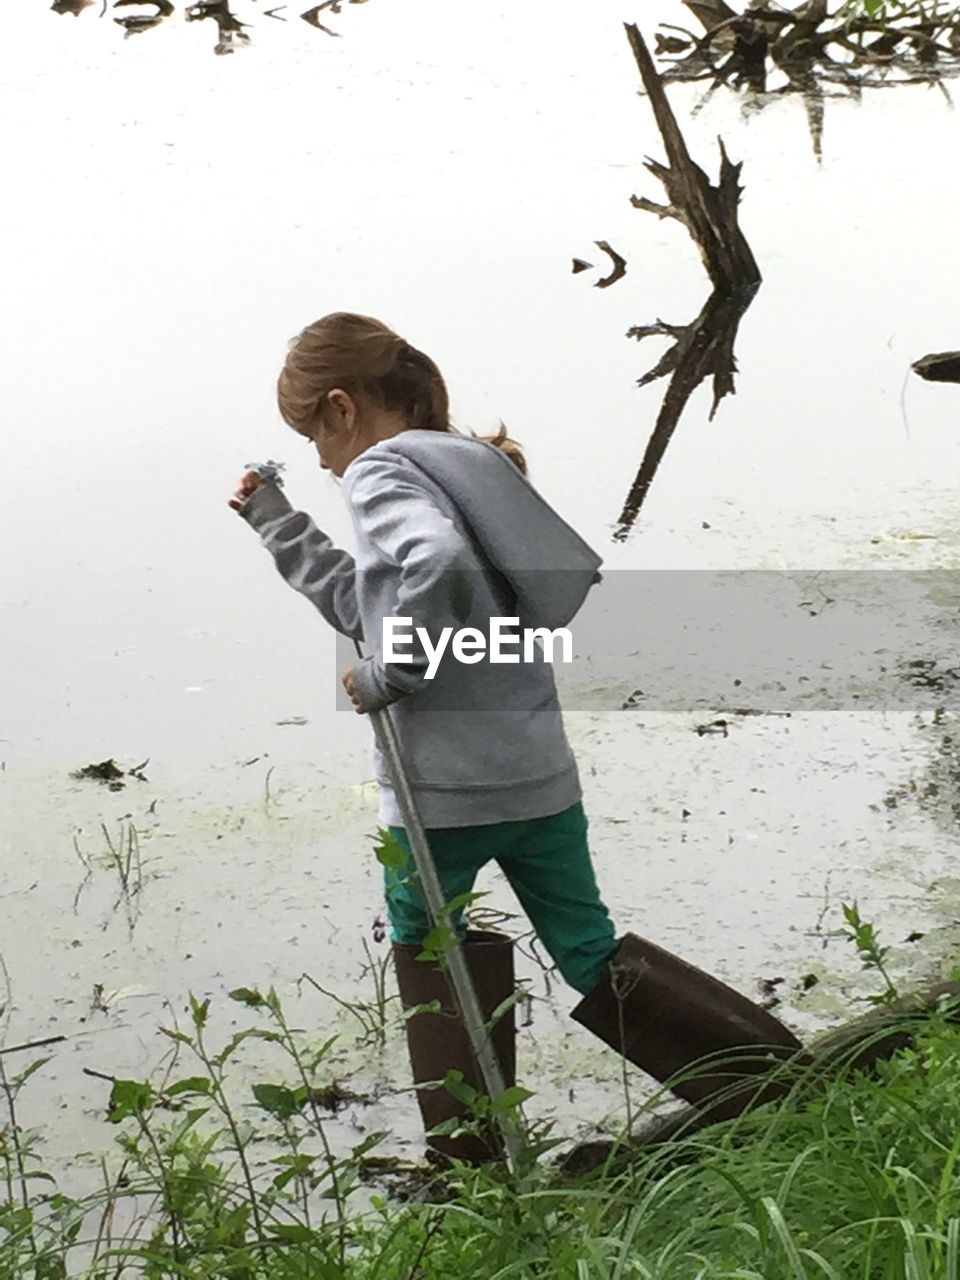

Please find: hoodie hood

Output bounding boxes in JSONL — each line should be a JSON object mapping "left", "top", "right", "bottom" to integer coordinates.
{"left": 349, "top": 429, "right": 603, "bottom": 630}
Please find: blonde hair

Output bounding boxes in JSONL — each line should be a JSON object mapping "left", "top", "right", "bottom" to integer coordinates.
{"left": 277, "top": 312, "right": 527, "bottom": 474}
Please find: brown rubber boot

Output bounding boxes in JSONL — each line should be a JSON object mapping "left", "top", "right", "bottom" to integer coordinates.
{"left": 392, "top": 930, "right": 517, "bottom": 1163}
{"left": 570, "top": 933, "right": 803, "bottom": 1121}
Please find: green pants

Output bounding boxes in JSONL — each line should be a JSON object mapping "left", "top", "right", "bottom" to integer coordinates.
{"left": 384, "top": 802, "right": 618, "bottom": 995}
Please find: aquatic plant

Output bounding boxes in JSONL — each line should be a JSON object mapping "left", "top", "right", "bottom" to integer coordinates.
{"left": 841, "top": 899, "right": 901, "bottom": 1006}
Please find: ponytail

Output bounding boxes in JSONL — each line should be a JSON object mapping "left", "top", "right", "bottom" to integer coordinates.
{"left": 475, "top": 422, "right": 527, "bottom": 475}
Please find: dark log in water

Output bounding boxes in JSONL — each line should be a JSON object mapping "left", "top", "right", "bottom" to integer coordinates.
{"left": 558, "top": 979, "right": 960, "bottom": 1177}
{"left": 806, "top": 979, "right": 960, "bottom": 1071}
{"left": 912, "top": 351, "right": 960, "bottom": 383}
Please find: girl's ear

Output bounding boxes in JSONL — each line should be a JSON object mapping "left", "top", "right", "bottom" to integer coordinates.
{"left": 326, "top": 387, "right": 358, "bottom": 429}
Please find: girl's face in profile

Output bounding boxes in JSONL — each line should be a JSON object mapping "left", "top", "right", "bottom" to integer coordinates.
{"left": 300, "top": 386, "right": 409, "bottom": 477}
{"left": 301, "top": 389, "right": 363, "bottom": 477}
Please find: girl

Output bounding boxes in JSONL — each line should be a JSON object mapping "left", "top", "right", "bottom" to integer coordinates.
{"left": 231, "top": 312, "right": 800, "bottom": 1161}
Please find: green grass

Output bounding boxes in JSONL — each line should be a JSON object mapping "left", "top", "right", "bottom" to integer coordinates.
{"left": 343, "top": 1017, "right": 960, "bottom": 1279}
{"left": 4, "top": 1004, "right": 960, "bottom": 1278}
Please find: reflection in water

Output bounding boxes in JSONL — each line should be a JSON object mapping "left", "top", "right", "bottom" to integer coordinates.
{"left": 583, "top": 25, "right": 761, "bottom": 540}
{"left": 594, "top": 241, "right": 627, "bottom": 289}
{"left": 301, "top": 3, "right": 357, "bottom": 37}
{"left": 657, "top": 0, "right": 960, "bottom": 161}
{"left": 114, "top": 0, "right": 175, "bottom": 38}
{"left": 51, "top": 0, "right": 371, "bottom": 50}
{"left": 614, "top": 284, "right": 757, "bottom": 540}
{"left": 185, "top": 1, "right": 250, "bottom": 54}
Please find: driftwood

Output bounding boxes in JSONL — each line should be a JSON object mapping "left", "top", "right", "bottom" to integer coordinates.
{"left": 807, "top": 978, "right": 960, "bottom": 1072}
{"left": 560, "top": 978, "right": 960, "bottom": 1177}
{"left": 657, "top": 0, "right": 960, "bottom": 159}
{"left": 672, "top": 0, "right": 960, "bottom": 79}
{"left": 913, "top": 351, "right": 960, "bottom": 384}
{"left": 610, "top": 25, "right": 760, "bottom": 540}
{"left": 625, "top": 24, "right": 758, "bottom": 290}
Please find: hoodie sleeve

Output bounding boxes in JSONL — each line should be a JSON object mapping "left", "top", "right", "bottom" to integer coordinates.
{"left": 342, "top": 456, "right": 478, "bottom": 713}
{"left": 239, "top": 480, "right": 363, "bottom": 640}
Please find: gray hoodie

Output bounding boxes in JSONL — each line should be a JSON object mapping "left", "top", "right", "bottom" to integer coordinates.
{"left": 241, "top": 429, "right": 602, "bottom": 828}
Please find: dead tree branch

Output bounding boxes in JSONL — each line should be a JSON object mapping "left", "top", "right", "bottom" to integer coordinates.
{"left": 615, "top": 287, "right": 755, "bottom": 540}
{"left": 611, "top": 24, "right": 761, "bottom": 539}
{"left": 625, "top": 21, "right": 760, "bottom": 291}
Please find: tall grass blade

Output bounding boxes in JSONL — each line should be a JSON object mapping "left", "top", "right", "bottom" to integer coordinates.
{"left": 776, "top": 1146, "right": 819, "bottom": 1209}
{"left": 901, "top": 1219, "right": 929, "bottom": 1280}
{"left": 936, "top": 1134, "right": 960, "bottom": 1230}
{"left": 762, "top": 1196, "right": 811, "bottom": 1279}
{"left": 947, "top": 1218, "right": 960, "bottom": 1280}
{"left": 799, "top": 1248, "right": 844, "bottom": 1279}
{"left": 612, "top": 1206, "right": 646, "bottom": 1279}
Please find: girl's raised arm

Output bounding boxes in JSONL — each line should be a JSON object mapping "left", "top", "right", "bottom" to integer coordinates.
{"left": 237, "top": 481, "right": 363, "bottom": 641}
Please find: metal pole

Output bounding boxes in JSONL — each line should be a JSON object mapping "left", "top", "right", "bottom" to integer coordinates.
{"left": 358, "top": 659, "right": 524, "bottom": 1170}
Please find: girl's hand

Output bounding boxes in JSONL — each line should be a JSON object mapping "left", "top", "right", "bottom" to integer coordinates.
{"left": 228, "top": 470, "right": 261, "bottom": 511}
{"left": 342, "top": 667, "right": 365, "bottom": 714}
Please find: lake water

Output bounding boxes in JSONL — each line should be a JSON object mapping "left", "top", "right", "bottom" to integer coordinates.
{"left": 2, "top": 0, "right": 960, "bottom": 1185}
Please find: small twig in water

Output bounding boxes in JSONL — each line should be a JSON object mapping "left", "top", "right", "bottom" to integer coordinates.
{"left": 594, "top": 240, "right": 628, "bottom": 288}
{"left": 0, "top": 1035, "right": 66, "bottom": 1057}
{"left": 73, "top": 831, "right": 93, "bottom": 913}
{"left": 82, "top": 1066, "right": 117, "bottom": 1085}
{"left": 804, "top": 870, "right": 846, "bottom": 948}
{"left": 103, "top": 820, "right": 144, "bottom": 936}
